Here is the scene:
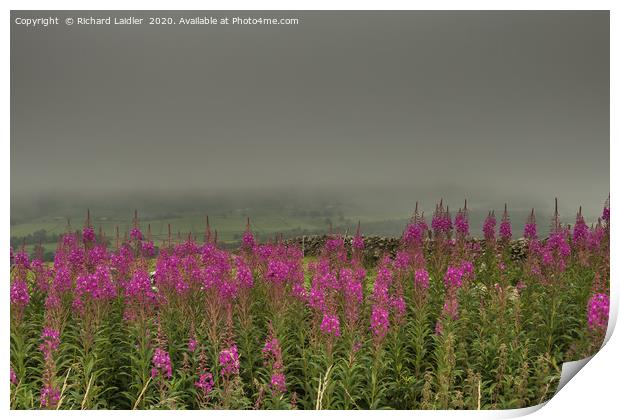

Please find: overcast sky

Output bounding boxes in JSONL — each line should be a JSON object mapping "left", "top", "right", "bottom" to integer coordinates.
{"left": 11, "top": 11, "right": 609, "bottom": 218}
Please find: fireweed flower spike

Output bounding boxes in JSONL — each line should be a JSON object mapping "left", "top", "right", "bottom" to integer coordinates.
{"left": 219, "top": 344, "right": 240, "bottom": 377}
{"left": 262, "top": 324, "right": 287, "bottom": 395}
{"left": 454, "top": 209, "right": 469, "bottom": 238}
{"left": 499, "top": 204, "right": 512, "bottom": 242}
{"left": 130, "top": 227, "right": 143, "bottom": 241}
{"left": 242, "top": 217, "right": 256, "bottom": 251}
{"left": 352, "top": 221, "right": 365, "bottom": 251}
{"left": 10, "top": 278, "right": 30, "bottom": 310}
{"left": 151, "top": 347, "right": 173, "bottom": 379}
{"left": 195, "top": 371, "right": 214, "bottom": 397}
{"left": 39, "top": 327, "right": 61, "bottom": 409}
{"left": 414, "top": 269, "right": 430, "bottom": 291}
{"left": 370, "top": 305, "right": 390, "bottom": 341}
{"left": 432, "top": 200, "right": 452, "bottom": 238}
{"left": 483, "top": 211, "right": 496, "bottom": 243}
{"left": 320, "top": 313, "right": 341, "bottom": 338}
{"left": 573, "top": 207, "right": 589, "bottom": 251}
{"left": 444, "top": 266, "right": 464, "bottom": 289}
{"left": 524, "top": 209, "right": 537, "bottom": 240}
{"left": 587, "top": 292, "right": 610, "bottom": 333}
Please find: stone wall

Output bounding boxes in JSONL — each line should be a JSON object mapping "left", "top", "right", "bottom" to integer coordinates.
{"left": 283, "top": 235, "right": 529, "bottom": 265}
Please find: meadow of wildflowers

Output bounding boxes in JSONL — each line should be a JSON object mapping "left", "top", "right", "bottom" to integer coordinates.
{"left": 9, "top": 199, "right": 610, "bottom": 410}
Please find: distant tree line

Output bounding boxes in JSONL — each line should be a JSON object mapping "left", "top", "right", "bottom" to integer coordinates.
{"left": 10, "top": 229, "right": 60, "bottom": 249}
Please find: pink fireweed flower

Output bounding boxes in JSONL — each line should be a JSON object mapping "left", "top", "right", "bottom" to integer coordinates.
{"left": 235, "top": 257, "right": 254, "bottom": 289}
{"left": 414, "top": 269, "right": 430, "bottom": 290}
{"left": 68, "top": 247, "right": 85, "bottom": 270}
{"left": 74, "top": 266, "right": 116, "bottom": 304}
{"left": 394, "top": 250, "right": 410, "bottom": 272}
{"left": 10, "top": 279, "right": 30, "bottom": 309}
{"left": 188, "top": 336, "right": 198, "bottom": 353}
{"left": 44, "top": 291, "right": 61, "bottom": 311}
{"left": 454, "top": 211, "right": 469, "bottom": 237}
{"left": 444, "top": 266, "right": 464, "bottom": 289}
{"left": 545, "top": 230, "right": 571, "bottom": 267}
{"left": 460, "top": 261, "right": 475, "bottom": 282}
{"left": 341, "top": 268, "right": 363, "bottom": 303}
{"left": 262, "top": 325, "right": 286, "bottom": 397}
{"left": 87, "top": 245, "right": 109, "bottom": 266}
{"left": 499, "top": 219, "right": 512, "bottom": 242}
{"left": 587, "top": 226, "right": 605, "bottom": 251}
{"left": 219, "top": 344, "right": 240, "bottom": 377}
{"left": 403, "top": 221, "right": 426, "bottom": 246}
{"left": 432, "top": 210, "right": 452, "bottom": 235}
{"left": 129, "top": 227, "right": 143, "bottom": 241}
{"left": 151, "top": 348, "right": 172, "bottom": 379}
{"left": 483, "top": 212, "right": 496, "bottom": 242}
{"left": 602, "top": 206, "right": 610, "bottom": 223}
{"left": 13, "top": 250, "right": 30, "bottom": 269}
{"left": 573, "top": 212, "right": 589, "bottom": 248}
{"left": 262, "top": 336, "right": 283, "bottom": 367}
{"left": 39, "top": 328, "right": 60, "bottom": 360}
{"left": 352, "top": 234, "right": 364, "bottom": 251}
{"left": 40, "top": 385, "right": 60, "bottom": 408}
{"left": 498, "top": 205, "right": 512, "bottom": 242}
{"left": 307, "top": 286, "right": 325, "bottom": 311}
{"left": 82, "top": 226, "right": 95, "bottom": 243}
{"left": 10, "top": 367, "right": 17, "bottom": 385}
{"left": 125, "top": 270, "right": 155, "bottom": 300}
{"left": 442, "top": 291, "right": 459, "bottom": 321}
{"left": 435, "top": 320, "right": 443, "bottom": 335}
{"left": 242, "top": 230, "right": 256, "bottom": 250}
{"left": 265, "top": 259, "right": 289, "bottom": 285}
{"left": 587, "top": 293, "right": 610, "bottom": 332}
{"left": 61, "top": 233, "right": 78, "bottom": 249}
{"left": 370, "top": 306, "right": 390, "bottom": 340}
{"left": 195, "top": 371, "right": 214, "bottom": 397}
{"left": 524, "top": 222, "right": 537, "bottom": 240}
{"left": 270, "top": 372, "right": 287, "bottom": 394}
{"left": 216, "top": 278, "right": 238, "bottom": 301}
{"left": 320, "top": 313, "right": 341, "bottom": 338}
{"left": 391, "top": 296, "right": 406, "bottom": 321}
{"left": 325, "top": 237, "right": 345, "bottom": 254}
{"left": 141, "top": 241, "right": 155, "bottom": 257}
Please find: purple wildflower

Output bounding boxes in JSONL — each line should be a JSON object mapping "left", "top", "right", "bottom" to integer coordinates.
{"left": 320, "top": 313, "right": 341, "bottom": 338}
{"left": 454, "top": 211, "right": 469, "bottom": 237}
{"left": 414, "top": 269, "right": 430, "bottom": 290}
{"left": 151, "top": 348, "right": 172, "bottom": 379}
{"left": 370, "top": 306, "right": 390, "bottom": 340}
{"left": 82, "top": 226, "right": 95, "bottom": 243}
{"left": 270, "top": 372, "right": 287, "bottom": 394}
{"left": 587, "top": 293, "right": 610, "bottom": 332}
{"left": 10, "top": 279, "right": 30, "bottom": 309}
{"left": 352, "top": 234, "right": 364, "bottom": 251}
{"left": 219, "top": 344, "right": 240, "bottom": 377}
{"left": 444, "top": 266, "right": 464, "bottom": 289}
{"left": 195, "top": 371, "right": 214, "bottom": 397}
{"left": 483, "top": 212, "right": 496, "bottom": 242}
{"left": 40, "top": 385, "right": 60, "bottom": 408}
{"left": 242, "top": 230, "right": 256, "bottom": 250}
{"left": 130, "top": 227, "right": 143, "bottom": 241}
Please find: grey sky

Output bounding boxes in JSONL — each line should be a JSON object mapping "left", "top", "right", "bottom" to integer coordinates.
{"left": 11, "top": 11, "right": 609, "bottom": 219}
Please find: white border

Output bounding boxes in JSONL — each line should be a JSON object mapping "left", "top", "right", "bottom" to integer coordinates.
{"left": 3, "top": 2, "right": 617, "bottom": 419}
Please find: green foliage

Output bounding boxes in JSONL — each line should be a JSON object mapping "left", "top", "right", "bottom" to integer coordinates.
{"left": 10, "top": 244, "right": 605, "bottom": 410}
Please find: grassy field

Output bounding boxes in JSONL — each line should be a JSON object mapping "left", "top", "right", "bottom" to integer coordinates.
{"left": 11, "top": 210, "right": 411, "bottom": 260}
